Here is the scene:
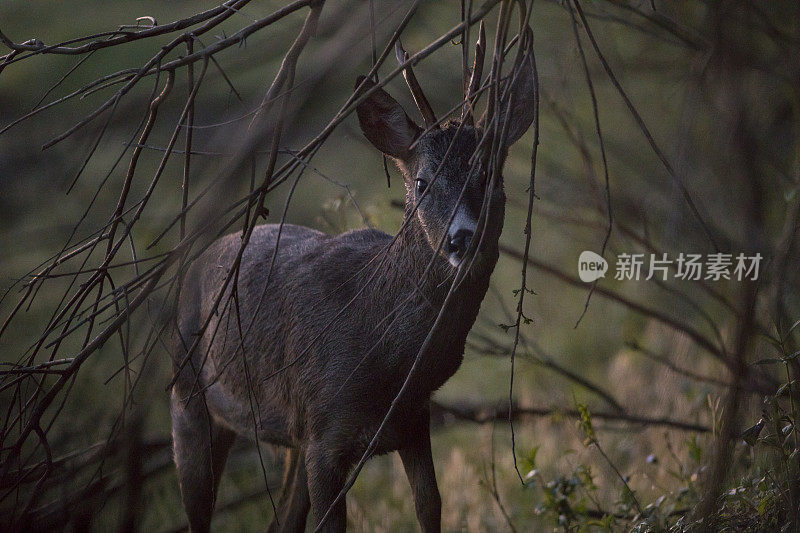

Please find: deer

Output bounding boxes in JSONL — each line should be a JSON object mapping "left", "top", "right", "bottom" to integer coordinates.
{"left": 170, "top": 26, "right": 536, "bottom": 533}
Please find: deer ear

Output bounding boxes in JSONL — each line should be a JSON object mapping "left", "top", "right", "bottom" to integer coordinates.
{"left": 355, "top": 76, "right": 421, "bottom": 160}
{"left": 478, "top": 47, "right": 537, "bottom": 146}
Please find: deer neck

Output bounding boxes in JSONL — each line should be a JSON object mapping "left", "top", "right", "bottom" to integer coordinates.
{"left": 376, "top": 207, "right": 501, "bottom": 395}
{"left": 390, "top": 207, "right": 500, "bottom": 311}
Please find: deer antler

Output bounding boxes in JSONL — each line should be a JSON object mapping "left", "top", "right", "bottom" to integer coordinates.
{"left": 395, "top": 39, "right": 437, "bottom": 130}
{"left": 462, "top": 21, "right": 486, "bottom": 126}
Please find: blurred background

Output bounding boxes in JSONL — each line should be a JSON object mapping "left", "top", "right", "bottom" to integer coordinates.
{"left": 1, "top": 1, "right": 798, "bottom": 531}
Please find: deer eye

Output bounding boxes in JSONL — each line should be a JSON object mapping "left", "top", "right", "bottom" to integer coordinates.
{"left": 415, "top": 179, "right": 428, "bottom": 196}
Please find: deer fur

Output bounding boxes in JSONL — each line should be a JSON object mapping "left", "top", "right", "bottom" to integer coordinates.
{"left": 171, "top": 50, "right": 536, "bottom": 532}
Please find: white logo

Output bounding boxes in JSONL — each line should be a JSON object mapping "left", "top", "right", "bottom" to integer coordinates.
{"left": 578, "top": 251, "right": 608, "bottom": 282}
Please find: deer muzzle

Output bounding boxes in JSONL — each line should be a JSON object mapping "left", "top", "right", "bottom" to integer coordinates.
{"left": 445, "top": 206, "right": 477, "bottom": 267}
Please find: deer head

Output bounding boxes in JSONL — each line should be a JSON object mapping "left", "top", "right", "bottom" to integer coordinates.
{"left": 356, "top": 27, "right": 536, "bottom": 269}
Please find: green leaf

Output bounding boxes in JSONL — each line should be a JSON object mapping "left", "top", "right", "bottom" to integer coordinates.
{"left": 776, "top": 380, "right": 797, "bottom": 396}
{"left": 687, "top": 435, "right": 702, "bottom": 462}
{"left": 758, "top": 493, "right": 772, "bottom": 515}
{"left": 577, "top": 403, "right": 596, "bottom": 444}
{"left": 740, "top": 419, "right": 765, "bottom": 446}
{"left": 521, "top": 445, "right": 540, "bottom": 472}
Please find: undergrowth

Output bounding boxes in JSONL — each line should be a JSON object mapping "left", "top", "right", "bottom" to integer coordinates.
{"left": 521, "top": 320, "right": 800, "bottom": 532}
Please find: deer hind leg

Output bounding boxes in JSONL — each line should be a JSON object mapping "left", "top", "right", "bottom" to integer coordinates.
{"left": 268, "top": 447, "right": 311, "bottom": 533}
{"left": 171, "top": 389, "right": 236, "bottom": 533}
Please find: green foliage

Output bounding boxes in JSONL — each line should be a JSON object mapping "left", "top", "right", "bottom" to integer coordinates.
{"left": 639, "top": 320, "right": 800, "bottom": 532}
{"left": 526, "top": 463, "right": 616, "bottom": 532}
{"left": 686, "top": 434, "right": 703, "bottom": 464}
{"left": 577, "top": 403, "right": 597, "bottom": 446}
{"left": 520, "top": 321, "right": 800, "bottom": 532}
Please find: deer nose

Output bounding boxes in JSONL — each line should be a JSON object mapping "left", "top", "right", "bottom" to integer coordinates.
{"left": 447, "top": 228, "right": 474, "bottom": 258}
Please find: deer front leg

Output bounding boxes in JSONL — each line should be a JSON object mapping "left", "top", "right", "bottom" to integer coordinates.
{"left": 305, "top": 441, "right": 349, "bottom": 532}
{"left": 399, "top": 410, "right": 441, "bottom": 533}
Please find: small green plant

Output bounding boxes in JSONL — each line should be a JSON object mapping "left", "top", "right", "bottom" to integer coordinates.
{"left": 525, "top": 453, "right": 617, "bottom": 532}
{"left": 522, "top": 318, "right": 800, "bottom": 532}
{"left": 653, "top": 319, "right": 799, "bottom": 531}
